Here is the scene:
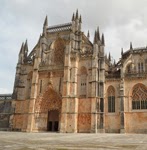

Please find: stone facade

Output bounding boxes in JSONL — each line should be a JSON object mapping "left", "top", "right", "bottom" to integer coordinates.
{"left": 0, "top": 94, "right": 14, "bottom": 130}
{"left": 11, "top": 10, "right": 147, "bottom": 133}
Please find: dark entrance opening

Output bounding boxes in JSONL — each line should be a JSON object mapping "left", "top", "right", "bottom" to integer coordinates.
{"left": 47, "top": 110, "right": 59, "bottom": 132}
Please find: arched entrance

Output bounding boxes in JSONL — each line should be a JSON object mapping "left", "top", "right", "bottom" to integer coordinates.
{"left": 47, "top": 110, "right": 59, "bottom": 131}
{"left": 35, "top": 85, "right": 62, "bottom": 132}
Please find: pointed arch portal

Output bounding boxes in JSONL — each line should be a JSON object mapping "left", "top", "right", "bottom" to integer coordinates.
{"left": 35, "top": 86, "right": 62, "bottom": 132}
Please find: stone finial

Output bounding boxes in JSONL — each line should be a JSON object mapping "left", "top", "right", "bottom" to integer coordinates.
{"left": 87, "top": 30, "right": 90, "bottom": 39}
{"left": 121, "top": 48, "right": 123, "bottom": 55}
{"left": 76, "top": 9, "right": 78, "bottom": 19}
{"left": 97, "top": 26, "right": 100, "bottom": 40}
{"left": 43, "top": 15, "right": 48, "bottom": 27}
{"left": 101, "top": 33, "right": 105, "bottom": 45}
{"left": 72, "top": 13, "right": 75, "bottom": 21}
{"left": 24, "top": 39, "right": 28, "bottom": 53}
{"left": 108, "top": 52, "right": 111, "bottom": 61}
{"left": 93, "top": 30, "right": 98, "bottom": 44}
{"left": 130, "top": 42, "right": 133, "bottom": 50}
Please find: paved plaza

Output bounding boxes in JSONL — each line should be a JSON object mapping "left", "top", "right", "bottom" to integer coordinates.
{"left": 0, "top": 132, "right": 147, "bottom": 150}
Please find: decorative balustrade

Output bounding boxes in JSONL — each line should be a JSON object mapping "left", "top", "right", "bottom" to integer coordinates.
{"left": 125, "top": 70, "right": 147, "bottom": 78}
{"left": 106, "top": 73, "right": 120, "bottom": 79}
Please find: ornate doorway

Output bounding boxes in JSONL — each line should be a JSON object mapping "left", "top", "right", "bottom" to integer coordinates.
{"left": 47, "top": 110, "right": 59, "bottom": 132}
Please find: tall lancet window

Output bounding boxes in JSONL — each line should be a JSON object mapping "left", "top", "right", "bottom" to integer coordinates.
{"left": 107, "top": 86, "right": 115, "bottom": 113}
{"left": 80, "top": 66, "right": 87, "bottom": 97}
{"left": 132, "top": 83, "right": 147, "bottom": 110}
{"left": 138, "top": 60, "right": 144, "bottom": 73}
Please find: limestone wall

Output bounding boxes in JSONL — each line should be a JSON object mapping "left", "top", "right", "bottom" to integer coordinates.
{"left": 125, "top": 112, "right": 147, "bottom": 133}
{"left": 0, "top": 95, "right": 14, "bottom": 130}
{"left": 78, "top": 98, "right": 91, "bottom": 133}
{"left": 124, "top": 78, "right": 147, "bottom": 133}
{"left": 105, "top": 79, "right": 121, "bottom": 133}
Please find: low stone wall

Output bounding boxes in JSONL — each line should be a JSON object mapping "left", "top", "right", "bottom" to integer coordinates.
{"left": 0, "top": 94, "right": 14, "bottom": 130}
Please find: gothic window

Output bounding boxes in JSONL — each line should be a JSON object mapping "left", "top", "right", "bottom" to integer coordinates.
{"left": 132, "top": 83, "right": 147, "bottom": 110}
{"left": 107, "top": 86, "right": 115, "bottom": 113}
{"left": 54, "top": 37, "right": 65, "bottom": 65}
{"left": 126, "top": 63, "right": 132, "bottom": 73}
{"left": 138, "top": 62, "right": 144, "bottom": 73}
{"left": 80, "top": 66, "right": 87, "bottom": 97}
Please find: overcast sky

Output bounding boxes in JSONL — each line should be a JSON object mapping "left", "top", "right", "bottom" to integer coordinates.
{"left": 0, "top": 0, "right": 147, "bottom": 94}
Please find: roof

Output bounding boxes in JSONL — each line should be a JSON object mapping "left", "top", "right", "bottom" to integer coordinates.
{"left": 122, "top": 46, "right": 147, "bottom": 59}
{"left": 47, "top": 22, "right": 72, "bottom": 33}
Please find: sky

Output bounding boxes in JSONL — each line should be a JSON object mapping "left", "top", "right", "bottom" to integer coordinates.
{"left": 0, "top": 0, "right": 147, "bottom": 94}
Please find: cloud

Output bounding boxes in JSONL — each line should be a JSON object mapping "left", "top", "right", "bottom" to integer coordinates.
{"left": 0, "top": 0, "right": 147, "bottom": 93}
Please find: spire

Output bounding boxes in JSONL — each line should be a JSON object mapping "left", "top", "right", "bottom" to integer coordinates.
{"left": 108, "top": 52, "right": 111, "bottom": 61}
{"left": 97, "top": 27, "right": 100, "bottom": 40}
{"left": 121, "top": 48, "right": 123, "bottom": 55}
{"left": 79, "top": 15, "right": 82, "bottom": 23}
{"left": 94, "top": 30, "right": 98, "bottom": 44}
{"left": 101, "top": 33, "right": 105, "bottom": 45}
{"left": 76, "top": 9, "right": 78, "bottom": 19}
{"left": 43, "top": 15, "right": 48, "bottom": 27}
{"left": 87, "top": 30, "right": 90, "bottom": 39}
{"left": 24, "top": 39, "right": 28, "bottom": 52}
{"left": 72, "top": 13, "right": 75, "bottom": 21}
{"left": 19, "top": 42, "right": 24, "bottom": 54}
{"left": 130, "top": 42, "right": 133, "bottom": 50}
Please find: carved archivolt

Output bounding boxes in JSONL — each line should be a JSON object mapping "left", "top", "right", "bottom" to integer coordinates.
{"left": 35, "top": 85, "right": 62, "bottom": 113}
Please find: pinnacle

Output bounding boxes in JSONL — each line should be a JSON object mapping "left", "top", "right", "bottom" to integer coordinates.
{"left": 24, "top": 39, "right": 28, "bottom": 52}
{"left": 76, "top": 9, "right": 78, "bottom": 19}
{"left": 87, "top": 30, "right": 90, "bottom": 39}
{"left": 72, "top": 13, "right": 75, "bottom": 21}
{"left": 94, "top": 30, "right": 98, "bottom": 44}
{"left": 121, "top": 48, "right": 123, "bottom": 55}
{"left": 43, "top": 15, "right": 48, "bottom": 26}
{"left": 130, "top": 42, "right": 133, "bottom": 49}
{"left": 108, "top": 52, "right": 111, "bottom": 61}
{"left": 101, "top": 33, "right": 105, "bottom": 45}
{"left": 97, "top": 26, "right": 100, "bottom": 40}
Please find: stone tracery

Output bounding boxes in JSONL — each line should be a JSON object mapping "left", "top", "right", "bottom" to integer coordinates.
{"left": 132, "top": 83, "right": 147, "bottom": 109}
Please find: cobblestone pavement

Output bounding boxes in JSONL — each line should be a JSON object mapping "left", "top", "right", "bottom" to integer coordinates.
{"left": 0, "top": 132, "right": 147, "bottom": 150}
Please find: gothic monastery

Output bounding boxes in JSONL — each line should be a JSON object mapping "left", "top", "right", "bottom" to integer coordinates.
{"left": 10, "top": 10, "right": 147, "bottom": 133}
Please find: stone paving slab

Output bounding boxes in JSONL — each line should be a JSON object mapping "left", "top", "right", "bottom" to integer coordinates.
{"left": 0, "top": 132, "right": 147, "bottom": 150}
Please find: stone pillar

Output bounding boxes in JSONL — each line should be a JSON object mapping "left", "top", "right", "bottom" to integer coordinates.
{"left": 91, "top": 44, "right": 98, "bottom": 133}
{"left": 26, "top": 57, "right": 40, "bottom": 132}
{"left": 97, "top": 44, "right": 105, "bottom": 133}
{"left": 60, "top": 45, "right": 71, "bottom": 132}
